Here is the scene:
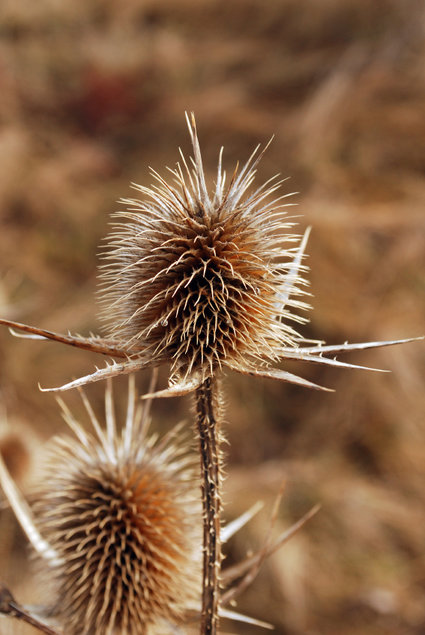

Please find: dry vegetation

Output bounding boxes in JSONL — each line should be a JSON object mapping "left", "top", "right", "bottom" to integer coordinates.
{"left": 0, "top": 0, "right": 424, "bottom": 633}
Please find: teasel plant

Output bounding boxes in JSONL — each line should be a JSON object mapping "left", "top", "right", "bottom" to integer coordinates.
{"left": 0, "top": 374, "right": 319, "bottom": 634}
{"left": 0, "top": 373, "right": 202, "bottom": 634}
{"left": 0, "top": 113, "right": 421, "bottom": 633}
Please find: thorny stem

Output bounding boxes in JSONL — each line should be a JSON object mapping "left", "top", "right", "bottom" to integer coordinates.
{"left": 195, "top": 377, "right": 222, "bottom": 635}
{"left": 0, "top": 583, "right": 62, "bottom": 635}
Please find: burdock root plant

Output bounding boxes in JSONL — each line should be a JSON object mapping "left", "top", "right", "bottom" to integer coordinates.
{"left": 0, "top": 113, "right": 421, "bottom": 633}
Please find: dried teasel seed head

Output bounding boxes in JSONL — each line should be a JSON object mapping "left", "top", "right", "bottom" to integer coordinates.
{"left": 99, "top": 113, "right": 309, "bottom": 385}
{"left": 8, "top": 113, "right": 409, "bottom": 396}
{"left": 31, "top": 379, "right": 201, "bottom": 635}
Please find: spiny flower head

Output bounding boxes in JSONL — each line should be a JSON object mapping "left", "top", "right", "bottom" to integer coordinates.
{"left": 99, "top": 113, "right": 308, "bottom": 386}
{"left": 0, "top": 114, "right": 417, "bottom": 395}
{"left": 31, "top": 378, "right": 201, "bottom": 635}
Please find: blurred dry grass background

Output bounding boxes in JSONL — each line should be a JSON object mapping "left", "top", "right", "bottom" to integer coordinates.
{"left": 0, "top": 1, "right": 424, "bottom": 633}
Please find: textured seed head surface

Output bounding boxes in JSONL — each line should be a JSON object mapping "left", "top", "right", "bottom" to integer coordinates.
{"left": 32, "top": 390, "right": 200, "bottom": 635}
{"left": 99, "top": 114, "right": 309, "bottom": 384}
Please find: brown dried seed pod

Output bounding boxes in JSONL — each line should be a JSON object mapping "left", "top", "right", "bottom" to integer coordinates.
{"left": 31, "top": 379, "right": 201, "bottom": 635}
{"left": 98, "top": 114, "right": 309, "bottom": 385}
{"left": 1, "top": 114, "right": 415, "bottom": 397}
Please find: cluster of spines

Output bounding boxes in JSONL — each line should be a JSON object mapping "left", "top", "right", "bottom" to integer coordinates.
{"left": 31, "top": 380, "right": 200, "bottom": 635}
{"left": 98, "top": 116, "right": 309, "bottom": 384}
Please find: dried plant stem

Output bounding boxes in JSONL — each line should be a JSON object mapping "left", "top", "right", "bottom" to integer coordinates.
{"left": 0, "top": 583, "right": 61, "bottom": 635}
{"left": 195, "top": 377, "right": 222, "bottom": 635}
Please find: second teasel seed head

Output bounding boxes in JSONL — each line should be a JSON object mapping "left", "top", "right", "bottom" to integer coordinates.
{"left": 31, "top": 381, "right": 201, "bottom": 634}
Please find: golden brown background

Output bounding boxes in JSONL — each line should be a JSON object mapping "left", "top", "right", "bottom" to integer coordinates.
{"left": 0, "top": 1, "right": 424, "bottom": 633}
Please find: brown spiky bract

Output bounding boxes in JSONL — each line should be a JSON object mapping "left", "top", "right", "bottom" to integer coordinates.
{"left": 99, "top": 114, "right": 307, "bottom": 386}
{"left": 32, "top": 389, "right": 200, "bottom": 635}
